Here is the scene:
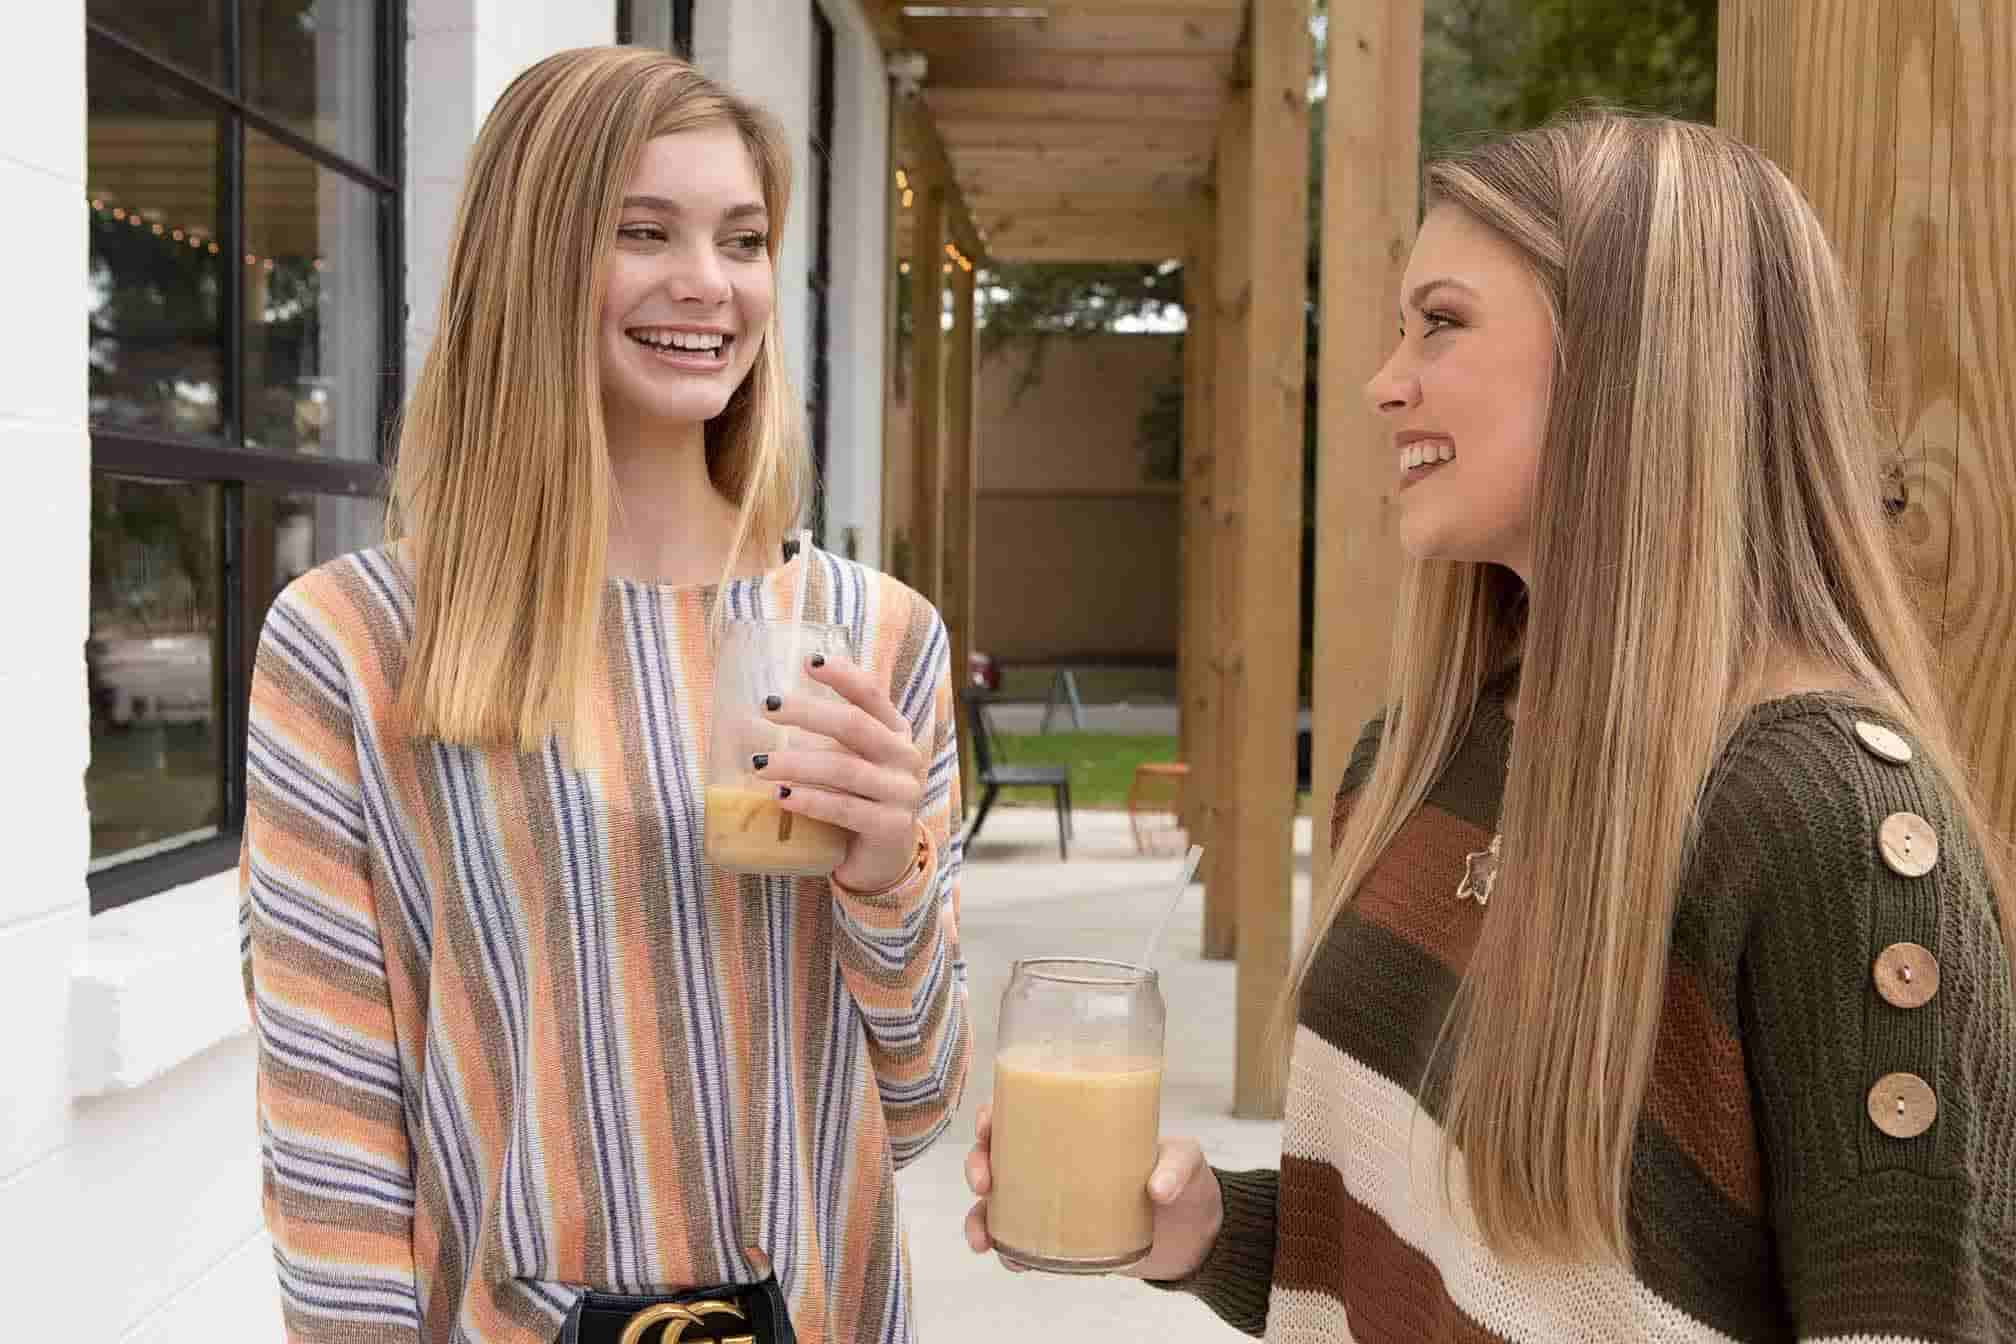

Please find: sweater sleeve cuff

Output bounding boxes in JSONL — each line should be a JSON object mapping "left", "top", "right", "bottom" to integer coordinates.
{"left": 830, "top": 824, "right": 938, "bottom": 916}
{"left": 1142, "top": 1167, "right": 1278, "bottom": 1338}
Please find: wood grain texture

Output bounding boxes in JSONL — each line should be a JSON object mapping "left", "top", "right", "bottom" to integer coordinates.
{"left": 1204, "top": 87, "right": 1251, "bottom": 967}
{"left": 1180, "top": 188, "right": 1219, "bottom": 875}
{"left": 1312, "top": 0, "right": 1421, "bottom": 900}
{"left": 1720, "top": 0, "right": 2016, "bottom": 838}
{"left": 909, "top": 186, "right": 947, "bottom": 607}
{"left": 943, "top": 266, "right": 980, "bottom": 805}
{"left": 1225, "top": 2, "right": 1312, "bottom": 1120}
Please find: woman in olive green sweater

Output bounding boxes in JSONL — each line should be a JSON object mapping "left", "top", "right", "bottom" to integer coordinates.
{"left": 963, "top": 112, "right": 2015, "bottom": 1342}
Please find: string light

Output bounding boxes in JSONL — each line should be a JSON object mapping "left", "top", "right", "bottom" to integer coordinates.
{"left": 87, "top": 192, "right": 322, "bottom": 271}
{"left": 901, "top": 187, "right": 914, "bottom": 209}
{"left": 895, "top": 166, "right": 910, "bottom": 190}
{"left": 899, "top": 260, "right": 911, "bottom": 274}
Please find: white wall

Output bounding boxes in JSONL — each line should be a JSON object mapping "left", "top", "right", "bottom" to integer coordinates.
{"left": 821, "top": 0, "right": 891, "bottom": 561}
{"left": 406, "top": 0, "right": 616, "bottom": 367}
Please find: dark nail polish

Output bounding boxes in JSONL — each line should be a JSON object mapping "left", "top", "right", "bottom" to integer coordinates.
{"left": 777, "top": 786, "right": 793, "bottom": 799}
{"left": 764, "top": 695, "right": 782, "bottom": 712}
{"left": 752, "top": 753, "right": 769, "bottom": 770}
{"left": 809, "top": 654, "right": 826, "bottom": 669}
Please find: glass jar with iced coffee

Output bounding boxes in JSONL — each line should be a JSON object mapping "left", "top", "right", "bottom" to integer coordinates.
{"left": 987, "top": 957, "right": 1166, "bottom": 1273}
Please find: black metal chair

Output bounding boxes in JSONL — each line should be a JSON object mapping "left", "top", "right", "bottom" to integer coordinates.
{"left": 962, "top": 690, "right": 1073, "bottom": 860}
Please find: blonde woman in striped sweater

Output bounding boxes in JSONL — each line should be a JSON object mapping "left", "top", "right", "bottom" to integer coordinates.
{"left": 965, "top": 112, "right": 2015, "bottom": 1341}
{"left": 240, "top": 49, "right": 969, "bottom": 1344}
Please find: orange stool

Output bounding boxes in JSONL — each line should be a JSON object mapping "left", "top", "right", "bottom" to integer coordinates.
{"left": 1126, "top": 761, "right": 1191, "bottom": 855}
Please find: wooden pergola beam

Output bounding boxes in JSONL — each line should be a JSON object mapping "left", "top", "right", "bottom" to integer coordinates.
{"left": 905, "top": 0, "right": 1240, "bottom": 14}
{"left": 1311, "top": 1, "right": 1421, "bottom": 898}
{"left": 942, "top": 262, "right": 980, "bottom": 805}
{"left": 901, "top": 13, "right": 1241, "bottom": 56}
{"left": 895, "top": 97, "right": 988, "bottom": 262}
{"left": 981, "top": 210, "right": 1189, "bottom": 262}
{"left": 1219, "top": 0, "right": 1310, "bottom": 1121}
{"left": 1202, "top": 86, "right": 1248, "bottom": 966}
{"left": 1179, "top": 182, "right": 1218, "bottom": 890}
{"left": 909, "top": 186, "right": 948, "bottom": 605}
{"left": 927, "top": 88, "right": 1223, "bottom": 125}
{"left": 937, "top": 123, "right": 1217, "bottom": 155}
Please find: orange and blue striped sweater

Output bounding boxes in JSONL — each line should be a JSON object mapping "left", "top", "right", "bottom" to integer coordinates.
{"left": 238, "top": 545, "right": 971, "bottom": 1344}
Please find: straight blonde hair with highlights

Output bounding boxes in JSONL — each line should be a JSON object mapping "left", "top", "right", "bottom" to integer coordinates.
{"left": 387, "top": 48, "right": 806, "bottom": 751}
{"left": 1285, "top": 112, "right": 2015, "bottom": 1267}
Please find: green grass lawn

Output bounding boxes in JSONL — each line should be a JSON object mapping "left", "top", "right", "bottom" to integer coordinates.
{"left": 991, "top": 733, "right": 1313, "bottom": 815}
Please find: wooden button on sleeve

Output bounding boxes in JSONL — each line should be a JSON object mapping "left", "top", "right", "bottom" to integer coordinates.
{"left": 1874, "top": 942, "right": 1940, "bottom": 1009}
{"left": 1854, "top": 720, "right": 1915, "bottom": 764}
{"left": 1867, "top": 1071, "right": 1938, "bottom": 1139}
{"left": 1878, "top": 812, "right": 1940, "bottom": 878}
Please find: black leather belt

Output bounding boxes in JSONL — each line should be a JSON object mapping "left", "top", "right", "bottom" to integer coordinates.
{"left": 562, "top": 1277, "right": 795, "bottom": 1344}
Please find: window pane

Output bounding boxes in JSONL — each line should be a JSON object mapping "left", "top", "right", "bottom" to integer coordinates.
{"left": 87, "top": 0, "right": 227, "bottom": 85}
{"left": 245, "top": 486, "right": 384, "bottom": 611}
{"left": 88, "top": 45, "right": 226, "bottom": 437}
{"left": 87, "top": 476, "right": 225, "bottom": 868}
{"left": 245, "top": 130, "right": 384, "bottom": 460}
{"left": 243, "top": 0, "right": 380, "bottom": 168}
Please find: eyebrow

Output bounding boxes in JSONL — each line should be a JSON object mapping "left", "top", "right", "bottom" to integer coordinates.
{"left": 621, "top": 195, "right": 769, "bottom": 222}
{"left": 1403, "top": 276, "right": 1480, "bottom": 314}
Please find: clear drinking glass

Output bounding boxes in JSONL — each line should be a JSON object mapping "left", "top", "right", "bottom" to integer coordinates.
{"left": 987, "top": 957, "right": 1167, "bottom": 1273}
{"left": 704, "top": 620, "right": 855, "bottom": 877}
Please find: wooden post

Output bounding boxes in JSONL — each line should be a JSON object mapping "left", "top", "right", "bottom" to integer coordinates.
{"left": 1720, "top": 0, "right": 2016, "bottom": 835}
{"left": 1222, "top": 0, "right": 1311, "bottom": 1120}
{"left": 910, "top": 186, "right": 948, "bottom": 607}
{"left": 1179, "top": 187, "right": 1218, "bottom": 880}
{"left": 1312, "top": 0, "right": 1421, "bottom": 895}
{"left": 943, "top": 261, "right": 980, "bottom": 804}
{"left": 1202, "top": 90, "right": 1250, "bottom": 965}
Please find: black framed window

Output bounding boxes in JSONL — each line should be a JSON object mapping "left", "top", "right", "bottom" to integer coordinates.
{"left": 616, "top": 0, "right": 694, "bottom": 59}
{"left": 85, "top": 0, "right": 403, "bottom": 911}
{"left": 807, "top": 1, "right": 836, "bottom": 544}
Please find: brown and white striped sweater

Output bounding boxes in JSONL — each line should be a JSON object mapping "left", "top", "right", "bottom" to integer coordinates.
{"left": 1165, "top": 678, "right": 2016, "bottom": 1341}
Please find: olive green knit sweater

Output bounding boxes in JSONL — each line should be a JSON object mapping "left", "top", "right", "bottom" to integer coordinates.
{"left": 1162, "top": 686, "right": 2015, "bottom": 1342}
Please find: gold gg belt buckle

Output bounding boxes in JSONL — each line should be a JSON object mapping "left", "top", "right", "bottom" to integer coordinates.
{"left": 616, "top": 1299, "right": 755, "bottom": 1344}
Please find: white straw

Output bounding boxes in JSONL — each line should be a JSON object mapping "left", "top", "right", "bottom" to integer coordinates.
{"left": 1138, "top": 844, "right": 1205, "bottom": 971}
{"left": 782, "top": 528, "right": 814, "bottom": 677}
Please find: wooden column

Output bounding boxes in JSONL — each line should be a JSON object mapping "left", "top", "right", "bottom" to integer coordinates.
{"left": 1219, "top": 0, "right": 1312, "bottom": 1119}
{"left": 1202, "top": 91, "right": 1251, "bottom": 965}
{"left": 1179, "top": 188, "right": 1219, "bottom": 880}
{"left": 1720, "top": 0, "right": 2016, "bottom": 834}
{"left": 909, "top": 186, "right": 948, "bottom": 607}
{"left": 1312, "top": 0, "right": 1422, "bottom": 894}
{"left": 943, "top": 261, "right": 980, "bottom": 804}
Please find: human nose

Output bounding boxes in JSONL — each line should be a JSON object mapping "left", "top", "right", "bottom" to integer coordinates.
{"left": 662, "top": 238, "right": 733, "bottom": 307}
{"left": 1363, "top": 338, "right": 1419, "bottom": 416}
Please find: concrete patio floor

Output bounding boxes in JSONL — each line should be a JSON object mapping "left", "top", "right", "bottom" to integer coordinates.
{"left": 897, "top": 806, "right": 1315, "bottom": 1341}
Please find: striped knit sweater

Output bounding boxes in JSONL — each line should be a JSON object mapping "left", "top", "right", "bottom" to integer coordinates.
{"left": 238, "top": 545, "right": 971, "bottom": 1344}
{"left": 1168, "top": 676, "right": 2016, "bottom": 1341}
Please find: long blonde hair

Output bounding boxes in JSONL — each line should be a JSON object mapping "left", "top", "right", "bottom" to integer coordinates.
{"left": 1289, "top": 112, "right": 2015, "bottom": 1265}
{"left": 387, "top": 48, "right": 806, "bottom": 750}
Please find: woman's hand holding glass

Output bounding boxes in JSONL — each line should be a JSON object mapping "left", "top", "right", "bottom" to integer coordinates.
{"left": 962, "top": 1103, "right": 1225, "bottom": 1281}
{"left": 761, "top": 654, "right": 927, "bottom": 892}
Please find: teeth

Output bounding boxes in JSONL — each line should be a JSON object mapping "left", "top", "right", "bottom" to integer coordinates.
{"left": 631, "top": 330, "right": 727, "bottom": 352}
{"left": 1403, "top": 441, "right": 1454, "bottom": 470}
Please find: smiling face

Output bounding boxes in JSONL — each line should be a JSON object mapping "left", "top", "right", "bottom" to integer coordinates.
{"left": 599, "top": 126, "right": 775, "bottom": 435}
{"left": 1363, "top": 203, "right": 1557, "bottom": 581}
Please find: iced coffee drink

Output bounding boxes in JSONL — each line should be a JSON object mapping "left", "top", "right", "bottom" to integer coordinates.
{"left": 987, "top": 958, "right": 1167, "bottom": 1272}
{"left": 703, "top": 783, "right": 848, "bottom": 874}
{"left": 705, "top": 619, "right": 856, "bottom": 878}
